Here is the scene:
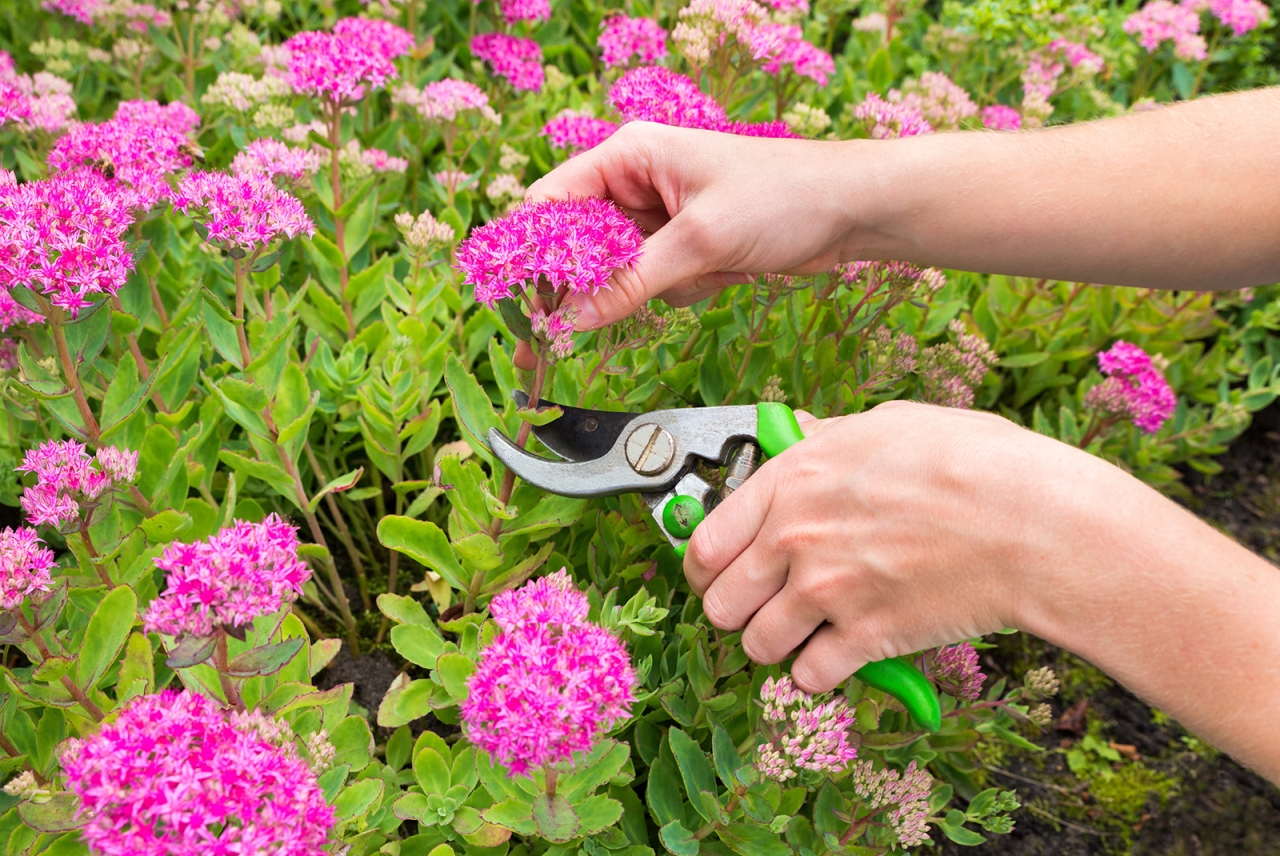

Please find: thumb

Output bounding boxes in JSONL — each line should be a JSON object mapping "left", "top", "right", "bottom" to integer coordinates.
{"left": 563, "top": 213, "right": 740, "bottom": 329}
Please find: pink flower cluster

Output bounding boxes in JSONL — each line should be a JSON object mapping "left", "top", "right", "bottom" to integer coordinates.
{"left": 1084, "top": 340, "right": 1177, "bottom": 434}
{"left": 919, "top": 319, "right": 997, "bottom": 410}
{"left": 751, "top": 24, "right": 835, "bottom": 86}
{"left": 0, "top": 527, "right": 54, "bottom": 610}
{"left": 461, "top": 570, "right": 635, "bottom": 775}
{"left": 455, "top": 196, "right": 644, "bottom": 306}
{"left": 42, "top": 0, "right": 169, "bottom": 30}
{"left": 672, "top": 0, "right": 832, "bottom": 85}
{"left": 172, "top": 170, "right": 315, "bottom": 252}
{"left": 231, "top": 139, "right": 323, "bottom": 186}
{"left": 284, "top": 17, "right": 412, "bottom": 105}
{"left": 17, "top": 440, "right": 137, "bottom": 529}
{"left": 887, "top": 72, "right": 977, "bottom": 130}
{"left": 48, "top": 100, "right": 200, "bottom": 212}
{"left": 542, "top": 111, "right": 619, "bottom": 154}
{"left": 471, "top": 33, "right": 545, "bottom": 93}
{"left": 0, "top": 167, "right": 135, "bottom": 318}
{"left": 849, "top": 760, "right": 933, "bottom": 847}
{"left": 395, "top": 78, "right": 496, "bottom": 122}
{"left": 493, "top": 0, "right": 551, "bottom": 25}
{"left": 0, "top": 71, "right": 77, "bottom": 136}
{"left": 981, "top": 104, "right": 1022, "bottom": 131}
{"left": 1199, "top": 0, "right": 1269, "bottom": 35}
{"left": 756, "top": 675, "right": 859, "bottom": 782}
{"left": 853, "top": 92, "right": 933, "bottom": 139}
{"left": 1124, "top": 0, "right": 1207, "bottom": 60}
{"left": 143, "top": 515, "right": 311, "bottom": 638}
{"left": 608, "top": 66, "right": 727, "bottom": 129}
{"left": 531, "top": 306, "right": 578, "bottom": 358}
{"left": 1048, "top": 39, "right": 1104, "bottom": 74}
{"left": 62, "top": 690, "right": 334, "bottom": 856}
{"left": 599, "top": 15, "right": 668, "bottom": 68}
{"left": 1021, "top": 56, "right": 1064, "bottom": 123}
{"left": 721, "top": 119, "right": 801, "bottom": 138}
{"left": 925, "top": 641, "right": 985, "bottom": 701}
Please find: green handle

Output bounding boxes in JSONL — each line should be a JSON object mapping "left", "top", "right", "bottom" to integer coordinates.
{"left": 754, "top": 404, "right": 940, "bottom": 731}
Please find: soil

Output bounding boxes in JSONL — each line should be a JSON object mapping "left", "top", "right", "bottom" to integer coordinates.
{"left": 940, "top": 406, "right": 1280, "bottom": 855}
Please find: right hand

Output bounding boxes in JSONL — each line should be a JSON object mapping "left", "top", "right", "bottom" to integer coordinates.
{"left": 524, "top": 122, "right": 869, "bottom": 330}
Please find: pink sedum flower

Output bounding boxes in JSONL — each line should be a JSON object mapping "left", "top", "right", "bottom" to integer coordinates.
{"left": 114, "top": 99, "right": 201, "bottom": 135}
{"left": 0, "top": 527, "right": 54, "bottom": 610}
{"left": 748, "top": 24, "right": 835, "bottom": 86}
{"left": 493, "top": 0, "right": 551, "bottom": 25}
{"left": 455, "top": 197, "right": 644, "bottom": 306}
{"left": 62, "top": 690, "right": 334, "bottom": 856}
{"left": 394, "top": 78, "right": 497, "bottom": 122}
{"left": 17, "top": 440, "right": 134, "bottom": 529}
{"left": 1201, "top": 0, "right": 1269, "bottom": 35}
{"left": 853, "top": 92, "right": 933, "bottom": 139}
{"left": 0, "top": 168, "right": 135, "bottom": 318}
{"left": 1048, "top": 39, "right": 1104, "bottom": 74}
{"left": 608, "top": 66, "right": 727, "bottom": 129}
{"left": 720, "top": 119, "right": 801, "bottom": 138}
{"left": 1085, "top": 340, "right": 1177, "bottom": 434}
{"left": 232, "top": 139, "right": 323, "bottom": 185}
{"left": 981, "top": 104, "right": 1022, "bottom": 131}
{"left": 471, "top": 34, "right": 545, "bottom": 93}
{"left": 756, "top": 675, "right": 858, "bottom": 781}
{"left": 1124, "top": 0, "right": 1208, "bottom": 60}
{"left": 461, "top": 570, "right": 635, "bottom": 775}
{"left": 850, "top": 760, "right": 933, "bottom": 847}
{"left": 142, "top": 514, "right": 312, "bottom": 638}
{"left": 542, "top": 111, "right": 619, "bottom": 154}
{"left": 599, "top": 15, "right": 669, "bottom": 68}
{"left": 888, "top": 72, "right": 977, "bottom": 129}
{"left": 172, "top": 170, "right": 315, "bottom": 252}
{"left": 0, "top": 80, "right": 31, "bottom": 128}
{"left": 925, "top": 641, "right": 985, "bottom": 701}
{"left": 285, "top": 18, "right": 411, "bottom": 105}
{"left": 332, "top": 16, "right": 415, "bottom": 58}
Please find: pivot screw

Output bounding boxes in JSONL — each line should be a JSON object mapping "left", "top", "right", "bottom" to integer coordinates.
{"left": 625, "top": 423, "right": 675, "bottom": 475}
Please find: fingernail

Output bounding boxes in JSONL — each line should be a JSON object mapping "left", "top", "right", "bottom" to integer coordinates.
{"left": 725, "top": 272, "right": 754, "bottom": 286}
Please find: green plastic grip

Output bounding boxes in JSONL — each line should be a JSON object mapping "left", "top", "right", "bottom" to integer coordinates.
{"left": 753, "top": 403, "right": 942, "bottom": 733}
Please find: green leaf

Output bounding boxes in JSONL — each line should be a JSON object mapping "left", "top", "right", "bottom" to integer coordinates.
{"left": 574, "top": 795, "right": 624, "bottom": 837}
{"left": 435, "top": 652, "right": 475, "bottom": 702}
{"left": 482, "top": 798, "right": 537, "bottom": 836}
{"left": 659, "top": 820, "right": 700, "bottom": 856}
{"left": 140, "top": 509, "right": 192, "bottom": 543}
{"left": 559, "top": 739, "right": 631, "bottom": 801}
{"left": 716, "top": 823, "right": 791, "bottom": 856}
{"left": 166, "top": 634, "right": 216, "bottom": 669}
{"left": 18, "top": 794, "right": 83, "bottom": 833}
{"left": 497, "top": 298, "right": 533, "bottom": 342}
{"left": 377, "top": 516, "right": 468, "bottom": 591}
{"left": 517, "top": 404, "right": 563, "bottom": 426}
{"left": 393, "top": 792, "right": 430, "bottom": 822}
{"left": 866, "top": 47, "right": 893, "bottom": 92}
{"left": 940, "top": 810, "right": 987, "bottom": 846}
{"left": 532, "top": 793, "right": 581, "bottom": 843}
{"left": 646, "top": 756, "right": 685, "bottom": 828}
{"left": 711, "top": 723, "right": 742, "bottom": 789}
{"left": 309, "top": 638, "right": 341, "bottom": 676}
{"left": 1172, "top": 62, "right": 1195, "bottom": 100}
{"left": 392, "top": 623, "right": 445, "bottom": 669}
{"left": 118, "top": 632, "right": 154, "bottom": 695}
{"left": 414, "top": 746, "right": 452, "bottom": 794}
{"left": 343, "top": 193, "right": 379, "bottom": 261}
{"left": 333, "top": 777, "right": 384, "bottom": 820}
{"left": 377, "top": 592, "right": 432, "bottom": 627}
{"left": 76, "top": 585, "right": 136, "bottom": 690}
{"left": 668, "top": 728, "right": 718, "bottom": 823}
{"left": 444, "top": 353, "right": 503, "bottom": 463}
{"left": 218, "top": 450, "right": 299, "bottom": 508}
{"left": 306, "top": 467, "right": 363, "bottom": 513}
{"left": 329, "top": 715, "right": 373, "bottom": 771}
{"left": 1001, "top": 352, "right": 1051, "bottom": 368}
{"left": 225, "top": 637, "right": 305, "bottom": 677}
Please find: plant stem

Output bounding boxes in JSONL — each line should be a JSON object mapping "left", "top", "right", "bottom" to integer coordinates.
{"left": 15, "top": 612, "right": 103, "bottom": 721}
{"left": 305, "top": 443, "right": 371, "bottom": 613}
{"left": 233, "top": 258, "right": 253, "bottom": 370}
{"left": 45, "top": 303, "right": 100, "bottom": 443}
{"left": 327, "top": 107, "right": 355, "bottom": 337}
{"left": 213, "top": 629, "right": 245, "bottom": 712}
{"left": 487, "top": 349, "right": 549, "bottom": 540}
{"left": 77, "top": 519, "right": 112, "bottom": 588}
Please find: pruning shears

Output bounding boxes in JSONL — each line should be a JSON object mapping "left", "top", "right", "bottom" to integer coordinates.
{"left": 488, "top": 396, "right": 942, "bottom": 732}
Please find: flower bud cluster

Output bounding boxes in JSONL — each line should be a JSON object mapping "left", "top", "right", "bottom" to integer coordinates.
{"left": 203, "top": 71, "right": 292, "bottom": 113}
{"left": 393, "top": 78, "right": 499, "bottom": 123}
{"left": 1023, "top": 666, "right": 1061, "bottom": 700}
{"left": 395, "top": 210, "right": 456, "bottom": 254}
{"left": 0, "top": 527, "right": 55, "bottom": 610}
{"left": 755, "top": 675, "right": 859, "bottom": 782}
{"left": 887, "top": 71, "right": 977, "bottom": 130}
{"left": 925, "top": 641, "right": 985, "bottom": 701}
{"left": 850, "top": 759, "right": 933, "bottom": 847}
{"left": 918, "top": 319, "right": 997, "bottom": 410}
{"left": 782, "top": 102, "right": 831, "bottom": 137}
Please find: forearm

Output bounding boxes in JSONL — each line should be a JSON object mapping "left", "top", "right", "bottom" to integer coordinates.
{"left": 845, "top": 87, "right": 1280, "bottom": 290}
{"left": 1016, "top": 449, "right": 1280, "bottom": 783}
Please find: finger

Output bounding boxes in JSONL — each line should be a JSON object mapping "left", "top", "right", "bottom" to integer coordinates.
{"left": 514, "top": 340, "right": 535, "bottom": 371}
{"left": 563, "top": 212, "right": 728, "bottom": 329}
{"left": 684, "top": 463, "right": 778, "bottom": 595}
{"left": 790, "top": 623, "right": 868, "bottom": 694}
{"left": 739, "top": 584, "right": 825, "bottom": 665}
{"left": 700, "top": 537, "right": 787, "bottom": 631}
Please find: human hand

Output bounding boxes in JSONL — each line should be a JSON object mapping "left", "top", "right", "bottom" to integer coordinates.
{"left": 684, "top": 401, "right": 1099, "bottom": 694}
{"left": 524, "top": 122, "right": 866, "bottom": 330}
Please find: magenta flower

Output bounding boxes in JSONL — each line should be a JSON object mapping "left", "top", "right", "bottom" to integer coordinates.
{"left": 1124, "top": 0, "right": 1207, "bottom": 60}
{"left": 1047, "top": 39, "right": 1104, "bottom": 74}
{"left": 853, "top": 92, "right": 933, "bottom": 139}
{"left": 0, "top": 80, "right": 31, "bottom": 128}
{"left": 454, "top": 197, "right": 644, "bottom": 306}
{"left": 62, "top": 690, "right": 334, "bottom": 856}
{"left": 721, "top": 119, "right": 802, "bottom": 138}
{"left": 172, "top": 170, "right": 315, "bottom": 252}
{"left": 142, "top": 515, "right": 312, "bottom": 639}
{"left": 284, "top": 18, "right": 411, "bottom": 105}
{"left": 1200, "top": 0, "right": 1270, "bottom": 35}
{"left": 461, "top": 570, "right": 635, "bottom": 775}
{"left": 40, "top": 0, "right": 96, "bottom": 24}
{"left": 925, "top": 641, "right": 984, "bottom": 701}
{"left": 981, "top": 104, "right": 1022, "bottom": 131}
{"left": 47, "top": 100, "right": 200, "bottom": 212}
{"left": 608, "top": 66, "right": 727, "bottom": 129}
{"left": 493, "top": 0, "right": 551, "bottom": 25}
{"left": 599, "top": 15, "right": 669, "bottom": 68}
{"left": 17, "top": 440, "right": 135, "bottom": 529}
{"left": 231, "top": 139, "right": 323, "bottom": 186}
{"left": 1085, "top": 340, "right": 1177, "bottom": 434}
{"left": 0, "top": 527, "right": 54, "bottom": 611}
{"left": 471, "top": 33, "right": 545, "bottom": 93}
{"left": 0, "top": 168, "right": 135, "bottom": 317}
{"left": 762, "top": 36, "right": 835, "bottom": 86}
{"left": 756, "top": 675, "right": 858, "bottom": 782}
{"left": 542, "top": 111, "right": 619, "bottom": 155}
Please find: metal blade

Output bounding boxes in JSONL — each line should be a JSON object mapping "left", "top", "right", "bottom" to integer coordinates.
{"left": 512, "top": 390, "right": 642, "bottom": 462}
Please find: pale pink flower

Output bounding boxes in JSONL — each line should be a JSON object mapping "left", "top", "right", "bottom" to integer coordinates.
{"left": 455, "top": 197, "right": 644, "bottom": 306}
{"left": 0, "top": 527, "right": 54, "bottom": 610}
{"left": 17, "top": 440, "right": 133, "bottom": 528}
{"left": 1047, "top": 38, "right": 1104, "bottom": 74}
{"left": 925, "top": 641, "right": 984, "bottom": 701}
{"left": 461, "top": 571, "right": 635, "bottom": 774}
{"left": 5, "top": 73, "right": 77, "bottom": 136}
{"left": 674, "top": 0, "right": 767, "bottom": 62}
{"left": 751, "top": 25, "right": 835, "bottom": 85}
{"left": 981, "top": 104, "right": 1022, "bottom": 131}
{"left": 761, "top": 0, "right": 810, "bottom": 14}
{"left": 62, "top": 690, "right": 334, "bottom": 856}
{"left": 394, "top": 78, "right": 497, "bottom": 122}
{"left": 356, "top": 145, "right": 408, "bottom": 173}
{"left": 41, "top": 0, "right": 98, "bottom": 24}
{"left": 531, "top": 307, "right": 578, "bottom": 358}
{"left": 542, "top": 110, "right": 618, "bottom": 154}
{"left": 1085, "top": 340, "right": 1177, "bottom": 433}
{"left": 599, "top": 15, "right": 668, "bottom": 67}
{"left": 172, "top": 170, "right": 315, "bottom": 252}
{"left": 471, "top": 33, "right": 544, "bottom": 93}
{"left": 1201, "top": 0, "right": 1269, "bottom": 34}
{"left": 918, "top": 318, "right": 997, "bottom": 409}
{"left": 853, "top": 92, "right": 933, "bottom": 139}
{"left": 608, "top": 66, "right": 727, "bottom": 129}
{"left": 142, "top": 515, "right": 312, "bottom": 638}
{"left": 0, "top": 80, "right": 31, "bottom": 128}
{"left": 231, "top": 138, "right": 323, "bottom": 185}
{"left": 888, "top": 72, "right": 976, "bottom": 129}
{"left": 756, "top": 676, "right": 858, "bottom": 781}
{"left": 1125, "top": 0, "right": 1208, "bottom": 60}
{"left": 94, "top": 446, "right": 138, "bottom": 483}
{"left": 850, "top": 760, "right": 933, "bottom": 847}
{"left": 434, "top": 169, "right": 476, "bottom": 194}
